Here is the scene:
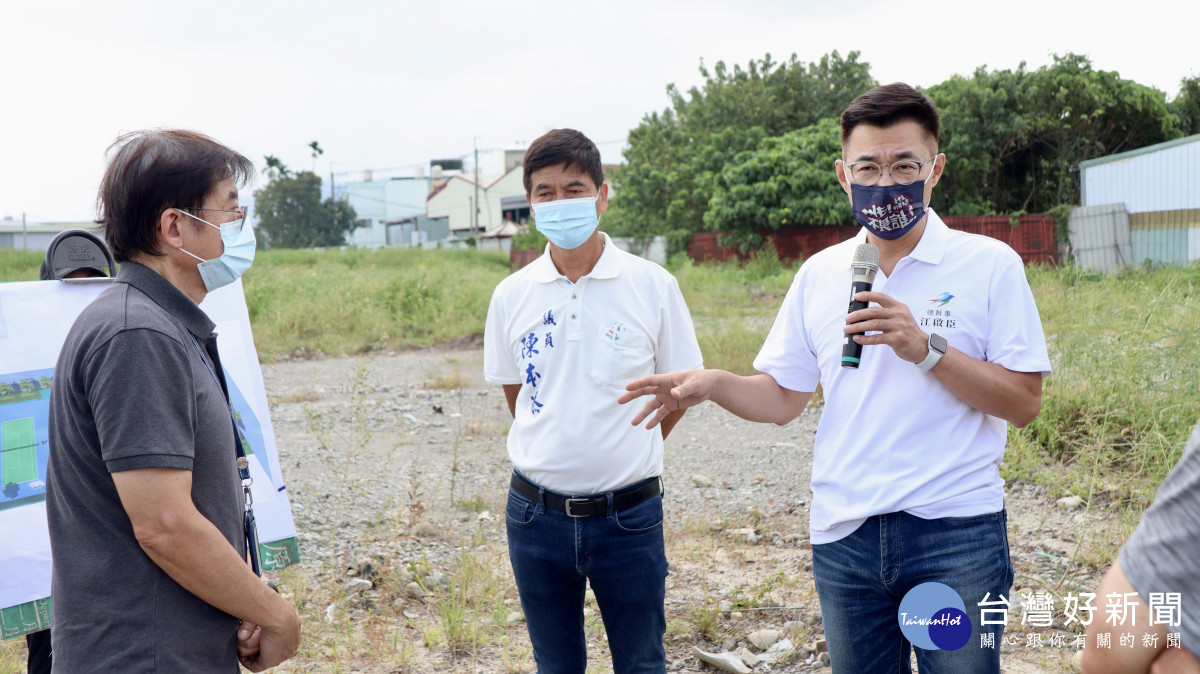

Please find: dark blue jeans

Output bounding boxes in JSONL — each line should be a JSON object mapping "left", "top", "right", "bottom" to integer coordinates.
{"left": 811, "top": 510, "right": 1014, "bottom": 673}
{"left": 505, "top": 477, "right": 668, "bottom": 674}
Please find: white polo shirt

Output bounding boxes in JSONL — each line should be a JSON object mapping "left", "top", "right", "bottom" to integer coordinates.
{"left": 754, "top": 210, "right": 1051, "bottom": 544}
{"left": 484, "top": 233, "right": 704, "bottom": 494}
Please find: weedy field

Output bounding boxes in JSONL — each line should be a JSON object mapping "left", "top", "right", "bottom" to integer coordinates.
{"left": 2, "top": 246, "right": 1198, "bottom": 672}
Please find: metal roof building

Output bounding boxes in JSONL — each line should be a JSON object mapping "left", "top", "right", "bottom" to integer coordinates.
{"left": 1072, "top": 133, "right": 1200, "bottom": 270}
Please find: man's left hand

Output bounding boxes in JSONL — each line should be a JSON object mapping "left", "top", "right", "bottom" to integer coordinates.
{"left": 843, "top": 291, "right": 927, "bottom": 363}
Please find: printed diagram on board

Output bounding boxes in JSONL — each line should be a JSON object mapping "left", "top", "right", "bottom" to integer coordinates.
{"left": 0, "top": 368, "right": 54, "bottom": 511}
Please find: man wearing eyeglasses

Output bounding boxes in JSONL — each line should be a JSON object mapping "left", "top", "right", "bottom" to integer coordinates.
{"left": 621, "top": 83, "right": 1050, "bottom": 673}
{"left": 46, "top": 129, "right": 299, "bottom": 672}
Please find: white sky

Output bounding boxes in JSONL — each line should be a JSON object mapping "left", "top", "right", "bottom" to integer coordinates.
{"left": 1, "top": 0, "right": 1197, "bottom": 222}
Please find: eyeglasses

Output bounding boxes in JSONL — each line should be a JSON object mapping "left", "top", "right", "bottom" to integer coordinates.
{"left": 176, "top": 206, "right": 249, "bottom": 231}
{"left": 844, "top": 156, "right": 938, "bottom": 186}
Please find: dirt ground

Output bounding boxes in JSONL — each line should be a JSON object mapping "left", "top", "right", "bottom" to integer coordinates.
{"left": 259, "top": 347, "right": 1119, "bottom": 673}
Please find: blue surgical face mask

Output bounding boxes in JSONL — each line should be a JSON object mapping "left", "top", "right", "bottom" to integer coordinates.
{"left": 178, "top": 211, "right": 257, "bottom": 291}
{"left": 530, "top": 193, "right": 601, "bottom": 250}
{"left": 849, "top": 180, "right": 928, "bottom": 240}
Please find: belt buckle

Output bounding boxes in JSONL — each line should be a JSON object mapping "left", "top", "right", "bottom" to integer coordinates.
{"left": 564, "top": 498, "right": 591, "bottom": 518}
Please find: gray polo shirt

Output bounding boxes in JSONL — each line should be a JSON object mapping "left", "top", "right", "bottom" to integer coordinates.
{"left": 1120, "top": 420, "right": 1200, "bottom": 652}
{"left": 47, "top": 261, "right": 244, "bottom": 673}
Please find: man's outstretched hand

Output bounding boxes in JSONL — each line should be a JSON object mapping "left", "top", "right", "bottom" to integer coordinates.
{"left": 619, "top": 370, "right": 720, "bottom": 429}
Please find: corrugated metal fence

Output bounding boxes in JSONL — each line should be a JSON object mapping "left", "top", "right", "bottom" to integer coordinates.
{"left": 1069, "top": 204, "right": 1200, "bottom": 273}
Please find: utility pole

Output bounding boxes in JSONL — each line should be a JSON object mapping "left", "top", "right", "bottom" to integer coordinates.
{"left": 22, "top": 212, "right": 27, "bottom": 250}
{"left": 473, "top": 137, "right": 481, "bottom": 235}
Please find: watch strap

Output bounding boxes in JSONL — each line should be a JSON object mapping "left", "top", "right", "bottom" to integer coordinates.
{"left": 915, "top": 333, "right": 946, "bottom": 372}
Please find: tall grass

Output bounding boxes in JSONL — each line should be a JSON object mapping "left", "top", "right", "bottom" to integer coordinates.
{"left": 243, "top": 247, "right": 510, "bottom": 359}
{"left": 0, "top": 249, "right": 42, "bottom": 281}
{"left": 1007, "top": 263, "right": 1200, "bottom": 509}
{"left": 672, "top": 246, "right": 800, "bottom": 374}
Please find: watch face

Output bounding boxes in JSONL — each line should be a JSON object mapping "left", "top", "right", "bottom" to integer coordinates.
{"left": 930, "top": 333, "right": 948, "bottom": 355}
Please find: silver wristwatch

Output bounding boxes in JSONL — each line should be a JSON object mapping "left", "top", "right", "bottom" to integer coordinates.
{"left": 915, "top": 333, "right": 947, "bottom": 372}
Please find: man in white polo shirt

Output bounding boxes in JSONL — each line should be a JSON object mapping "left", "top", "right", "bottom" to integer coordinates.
{"left": 484, "top": 128, "right": 703, "bottom": 673}
{"left": 621, "top": 84, "right": 1051, "bottom": 673}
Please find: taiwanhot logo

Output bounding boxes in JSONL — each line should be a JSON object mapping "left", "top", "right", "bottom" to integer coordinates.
{"left": 929, "top": 291, "right": 955, "bottom": 307}
{"left": 897, "top": 582, "right": 972, "bottom": 651}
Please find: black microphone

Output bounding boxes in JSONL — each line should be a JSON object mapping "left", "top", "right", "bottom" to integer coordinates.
{"left": 841, "top": 243, "right": 879, "bottom": 369}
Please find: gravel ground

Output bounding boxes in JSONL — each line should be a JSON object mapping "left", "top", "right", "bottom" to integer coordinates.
{"left": 263, "top": 347, "right": 1112, "bottom": 673}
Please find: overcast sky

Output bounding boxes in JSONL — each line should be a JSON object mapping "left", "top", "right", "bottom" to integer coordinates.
{"left": 1, "top": 0, "right": 1197, "bottom": 222}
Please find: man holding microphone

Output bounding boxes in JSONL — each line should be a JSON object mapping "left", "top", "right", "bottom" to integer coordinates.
{"left": 621, "top": 84, "right": 1050, "bottom": 673}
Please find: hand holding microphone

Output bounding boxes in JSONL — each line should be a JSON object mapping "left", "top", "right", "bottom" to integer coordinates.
{"left": 841, "top": 243, "right": 879, "bottom": 369}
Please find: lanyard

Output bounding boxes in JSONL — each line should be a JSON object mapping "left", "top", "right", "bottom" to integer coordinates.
{"left": 187, "top": 333, "right": 264, "bottom": 575}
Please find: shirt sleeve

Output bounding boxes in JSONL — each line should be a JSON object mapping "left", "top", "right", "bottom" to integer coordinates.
{"left": 84, "top": 328, "right": 198, "bottom": 473}
{"left": 483, "top": 284, "right": 521, "bottom": 385}
{"left": 753, "top": 265, "right": 821, "bottom": 392}
{"left": 654, "top": 276, "right": 704, "bottom": 373}
{"left": 1118, "top": 420, "right": 1200, "bottom": 652}
{"left": 985, "top": 249, "right": 1052, "bottom": 375}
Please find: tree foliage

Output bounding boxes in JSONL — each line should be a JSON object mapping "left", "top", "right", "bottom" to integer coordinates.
{"left": 608, "top": 51, "right": 875, "bottom": 251}
{"left": 613, "top": 51, "right": 1193, "bottom": 249}
{"left": 705, "top": 118, "right": 849, "bottom": 251}
{"left": 927, "top": 54, "right": 1184, "bottom": 214}
{"left": 1171, "top": 75, "right": 1200, "bottom": 136}
{"left": 253, "top": 171, "right": 357, "bottom": 248}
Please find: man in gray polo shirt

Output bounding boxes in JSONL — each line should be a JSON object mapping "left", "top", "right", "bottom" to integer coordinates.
{"left": 46, "top": 129, "right": 299, "bottom": 672}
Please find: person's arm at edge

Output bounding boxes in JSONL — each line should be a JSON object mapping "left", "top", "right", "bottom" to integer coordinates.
{"left": 112, "top": 467, "right": 300, "bottom": 672}
{"left": 1081, "top": 558, "right": 1182, "bottom": 674}
{"left": 619, "top": 370, "right": 811, "bottom": 429}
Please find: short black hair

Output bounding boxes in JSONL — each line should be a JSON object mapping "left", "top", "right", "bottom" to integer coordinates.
{"left": 96, "top": 129, "right": 253, "bottom": 262}
{"left": 522, "top": 129, "right": 603, "bottom": 194}
{"left": 840, "top": 83, "right": 940, "bottom": 147}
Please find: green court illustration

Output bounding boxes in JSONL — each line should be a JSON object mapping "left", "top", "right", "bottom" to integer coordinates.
{"left": 1, "top": 418, "right": 37, "bottom": 485}
{"left": 0, "top": 367, "right": 53, "bottom": 510}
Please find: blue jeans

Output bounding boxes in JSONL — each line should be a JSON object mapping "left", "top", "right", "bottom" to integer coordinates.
{"left": 505, "top": 477, "right": 668, "bottom": 674}
{"left": 811, "top": 510, "right": 1014, "bottom": 673}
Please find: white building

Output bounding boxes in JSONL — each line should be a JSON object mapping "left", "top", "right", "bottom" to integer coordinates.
{"left": 0, "top": 218, "right": 99, "bottom": 252}
{"left": 1074, "top": 133, "right": 1200, "bottom": 270}
{"left": 426, "top": 166, "right": 527, "bottom": 239}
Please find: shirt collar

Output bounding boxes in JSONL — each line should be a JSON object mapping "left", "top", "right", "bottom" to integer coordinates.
{"left": 850, "top": 208, "right": 948, "bottom": 267}
{"left": 528, "top": 231, "right": 620, "bottom": 283}
{"left": 117, "top": 261, "right": 217, "bottom": 340}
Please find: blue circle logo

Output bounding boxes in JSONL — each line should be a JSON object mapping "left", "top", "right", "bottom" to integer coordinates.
{"left": 897, "top": 582, "right": 971, "bottom": 651}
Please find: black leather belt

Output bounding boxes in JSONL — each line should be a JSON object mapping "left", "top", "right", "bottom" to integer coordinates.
{"left": 510, "top": 472, "right": 662, "bottom": 518}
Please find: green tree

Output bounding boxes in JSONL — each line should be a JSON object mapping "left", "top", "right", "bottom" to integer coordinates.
{"left": 20, "top": 378, "right": 37, "bottom": 393}
{"left": 924, "top": 65, "right": 1035, "bottom": 215}
{"left": 254, "top": 171, "right": 358, "bottom": 248}
{"left": 1170, "top": 75, "right": 1200, "bottom": 136}
{"left": 263, "top": 155, "right": 291, "bottom": 180}
{"left": 39, "top": 376, "right": 52, "bottom": 389}
{"left": 928, "top": 53, "right": 1182, "bottom": 214}
{"left": 308, "top": 141, "right": 324, "bottom": 172}
{"left": 705, "top": 118, "right": 849, "bottom": 251}
{"left": 614, "top": 51, "right": 876, "bottom": 251}
{"left": 0, "top": 382, "right": 12, "bottom": 397}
